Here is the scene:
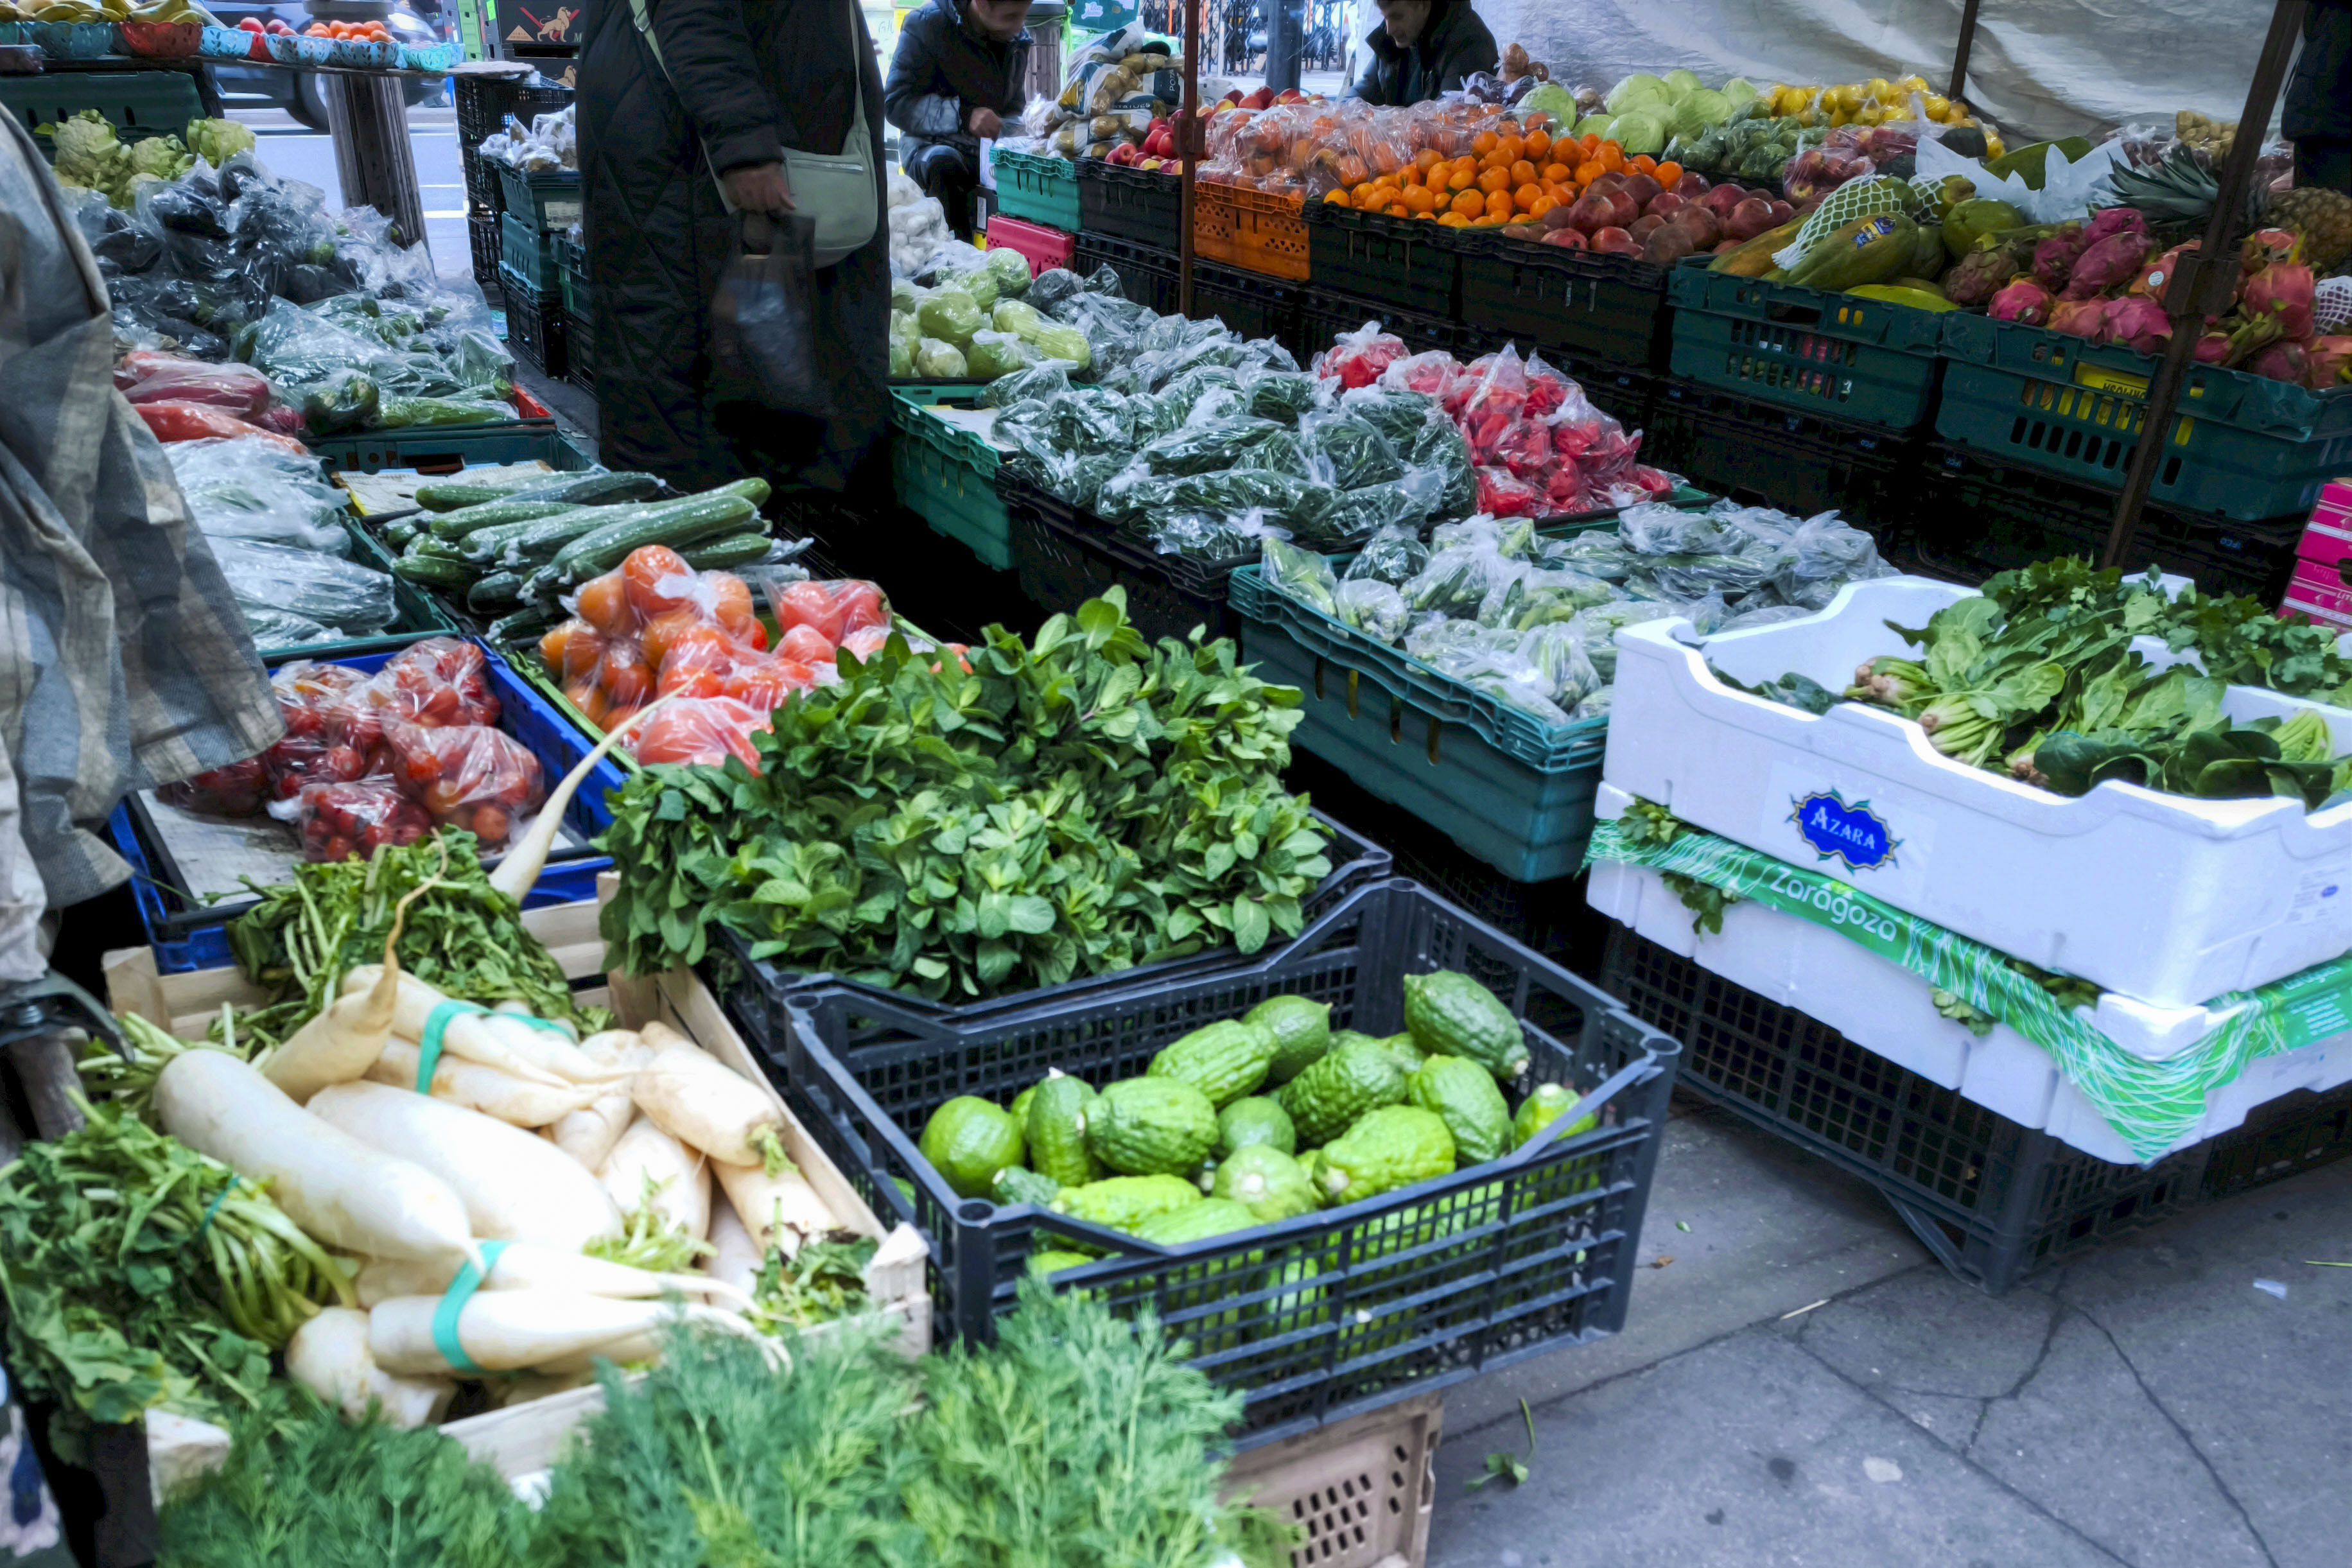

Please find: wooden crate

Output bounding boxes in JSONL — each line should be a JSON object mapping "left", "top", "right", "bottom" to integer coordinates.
{"left": 1224, "top": 1391, "right": 1442, "bottom": 1568}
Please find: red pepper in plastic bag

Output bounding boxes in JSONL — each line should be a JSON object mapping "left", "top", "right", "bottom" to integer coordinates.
{"left": 134, "top": 401, "right": 309, "bottom": 453}
{"left": 384, "top": 720, "right": 544, "bottom": 848}
{"left": 1476, "top": 466, "right": 1541, "bottom": 517}
{"left": 118, "top": 358, "right": 273, "bottom": 419}
{"left": 1313, "top": 322, "right": 1407, "bottom": 390}
{"left": 281, "top": 781, "right": 431, "bottom": 864}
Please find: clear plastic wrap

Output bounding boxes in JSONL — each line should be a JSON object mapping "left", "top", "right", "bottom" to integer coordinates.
{"left": 116, "top": 353, "right": 272, "bottom": 416}
{"left": 1260, "top": 537, "right": 1340, "bottom": 617}
{"left": 1312, "top": 322, "right": 1407, "bottom": 389}
{"left": 273, "top": 780, "right": 432, "bottom": 863}
{"left": 383, "top": 720, "right": 544, "bottom": 848}
{"left": 161, "top": 757, "right": 268, "bottom": 818}
{"left": 1344, "top": 523, "right": 1429, "bottom": 587}
{"left": 259, "top": 661, "right": 385, "bottom": 799}
{"left": 209, "top": 537, "right": 393, "bottom": 635}
{"left": 166, "top": 437, "right": 350, "bottom": 552}
{"left": 628, "top": 697, "right": 771, "bottom": 770}
{"left": 367, "top": 638, "right": 502, "bottom": 729}
{"left": 1149, "top": 506, "right": 1289, "bottom": 560}
{"left": 1334, "top": 577, "right": 1409, "bottom": 643}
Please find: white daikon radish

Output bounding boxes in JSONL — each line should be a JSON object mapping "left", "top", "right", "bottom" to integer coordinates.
{"left": 154, "top": 1050, "right": 480, "bottom": 1271}
{"left": 715, "top": 1154, "right": 837, "bottom": 1259}
{"left": 339, "top": 969, "right": 627, "bottom": 1087}
{"left": 599, "top": 1119, "right": 710, "bottom": 1242}
{"left": 286, "top": 1307, "right": 455, "bottom": 1429}
{"left": 706, "top": 1199, "right": 763, "bottom": 1303}
{"left": 259, "top": 880, "right": 428, "bottom": 1103}
{"left": 306, "top": 1082, "right": 623, "bottom": 1251}
{"left": 631, "top": 1023, "right": 785, "bottom": 1167}
{"left": 369, "top": 1289, "right": 762, "bottom": 1376}
{"left": 488, "top": 698, "right": 670, "bottom": 903}
{"left": 367, "top": 1038, "right": 603, "bottom": 1128}
{"left": 551, "top": 1031, "right": 652, "bottom": 1170}
{"left": 354, "top": 1241, "right": 753, "bottom": 1314}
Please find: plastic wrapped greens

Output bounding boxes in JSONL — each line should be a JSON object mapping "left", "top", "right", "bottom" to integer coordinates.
{"left": 1336, "top": 577, "right": 1409, "bottom": 643}
{"left": 966, "top": 329, "right": 1040, "bottom": 379}
{"left": 983, "top": 362, "right": 1072, "bottom": 408}
{"left": 1137, "top": 415, "right": 1282, "bottom": 476}
{"left": 1244, "top": 370, "right": 1321, "bottom": 423}
{"left": 1241, "top": 427, "right": 1314, "bottom": 479}
{"left": 1300, "top": 409, "right": 1405, "bottom": 491}
{"left": 1026, "top": 266, "right": 1084, "bottom": 312}
{"left": 1769, "top": 510, "right": 1891, "bottom": 607}
{"left": 1151, "top": 507, "right": 1290, "bottom": 561}
{"left": 240, "top": 605, "right": 339, "bottom": 647}
{"left": 167, "top": 437, "right": 351, "bottom": 552}
{"left": 210, "top": 537, "right": 394, "bottom": 636}
{"left": 1519, "top": 622, "right": 1603, "bottom": 711}
{"left": 915, "top": 338, "right": 970, "bottom": 377}
{"left": 1338, "top": 386, "right": 1443, "bottom": 446}
{"left": 1261, "top": 537, "right": 1339, "bottom": 617}
{"left": 1302, "top": 466, "right": 1446, "bottom": 544}
{"left": 1406, "top": 417, "right": 1477, "bottom": 519}
{"left": 1344, "top": 523, "right": 1428, "bottom": 587}
{"left": 918, "top": 289, "right": 985, "bottom": 349}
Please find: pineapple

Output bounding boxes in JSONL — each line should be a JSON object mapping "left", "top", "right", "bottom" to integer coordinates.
{"left": 2268, "top": 186, "right": 2352, "bottom": 274}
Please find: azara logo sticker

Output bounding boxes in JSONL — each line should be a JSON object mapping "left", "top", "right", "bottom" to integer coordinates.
{"left": 1790, "top": 790, "right": 1900, "bottom": 871}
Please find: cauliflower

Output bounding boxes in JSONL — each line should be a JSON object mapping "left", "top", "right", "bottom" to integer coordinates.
{"left": 37, "top": 110, "right": 132, "bottom": 203}
{"left": 128, "top": 134, "right": 193, "bottom": 183}
{"left": 183, "top": 118, "right": 256, "bottom": 170}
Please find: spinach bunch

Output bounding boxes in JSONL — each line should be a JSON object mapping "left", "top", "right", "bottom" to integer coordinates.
{"left": 600, "top": 592, "right": 1332, "bottom": 999}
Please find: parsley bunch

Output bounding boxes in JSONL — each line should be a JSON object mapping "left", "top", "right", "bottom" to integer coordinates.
{"left": 600, "top": 591, "right": 1334, "bottom": 999}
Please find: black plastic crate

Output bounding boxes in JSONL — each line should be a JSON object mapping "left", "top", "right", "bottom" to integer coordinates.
{"left": 1190, "top": 257, "right": 1303, "bottom": 349}
{"left": 1452, "top": 231, "right": 1671, "bottom": 372}
{"left": 1598, "top": 928, "right": 2352, "bottom": 1293}
{"left": 1908, "top": 445, "right": 2301, "bottom": 601}
{"left": 498, "top": 263, "right": 567, "bottom": 378}
{"left": 565, "top": 309, "right": 594, "bottom": 393}
{"left": 1644, "top": 380, "right": 1917, "bottom": 539}
{"left": 1302, "top": 202, "right": 1463, "bottom": 318}
{"left": 1289, "top": 288, "right": 1466, "bottom": 368}
{"left": 1072, "top": 231, "right": 1181, "bottom": 315}
{"left": 454, "top": 71, "right": 570, "bottom": 213}
{"left": 769, "top": 879, "right": 1681, "bottom": 1440}
{"left": 1076, "top": 159, "right": 1181, "bottom": 250}
{"left": 467, "top": 211, "right": 502, "bottom": 297}
{"left": 1005, "top": 478, "right": 1247, "bottom": 643}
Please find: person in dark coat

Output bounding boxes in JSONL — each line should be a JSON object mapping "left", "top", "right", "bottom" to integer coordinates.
{"left": 1346, "top": 0, "right": 1497, "bottom": 107}
{"left": 885, "top": 0, "right": 1032, "bottom": 236}
{"left": 2285, "top": 0, "right": 2352, "bottom": 194}
{"left": 578, "top": 0, "right": 891, "bottom": 497}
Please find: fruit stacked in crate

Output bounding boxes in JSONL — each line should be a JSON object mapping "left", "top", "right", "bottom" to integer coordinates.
{"left": 2279, "top": 478, "right": 2352, "bottom": 632}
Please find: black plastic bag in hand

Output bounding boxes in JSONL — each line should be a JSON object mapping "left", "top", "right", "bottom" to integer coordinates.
{"left": 710, "top": 211, "right": 834, "bottom": 419}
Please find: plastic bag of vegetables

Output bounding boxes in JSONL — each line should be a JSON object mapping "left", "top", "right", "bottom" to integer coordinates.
{"left": 915, "top": 337, "right": 970, "bottom": 377}
{"left": 966, "top": 329, "right": 1040, "bottom": 380}
{"left": 917, "top": 290, "right": 984, "bottom": 349}
{"left": 1262, "top": 537, "right": 1340, "bottom": 617}
{"left": 211, "top": 537, "right": 395, "bottom": 636}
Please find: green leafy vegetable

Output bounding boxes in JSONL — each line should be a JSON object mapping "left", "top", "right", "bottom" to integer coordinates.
{"left": 585, "top": 1185, "right": 715, "bottom": 1276}
{"left": 1468, "top": 1399, "right": 1537, "bottom": 1491}
{"left": 747, "top": 1237, "right": 876, "bottom": 1334}
{"left": 598, "top": 593, "right": 1332, "bottom": 1000}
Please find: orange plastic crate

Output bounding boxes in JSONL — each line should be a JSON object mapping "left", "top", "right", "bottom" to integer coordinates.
{"left": 1192, "top": 182, "right": 1309, "bottom": 281}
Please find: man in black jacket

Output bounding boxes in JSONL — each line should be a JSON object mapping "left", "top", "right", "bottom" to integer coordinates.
{"left": 1347, "top": 0, "right": 1497, "bottom": 107}
{"left": 885, "top": 0, "right": 1033, "bottom": 235}
{"left": 2286, "top": 0, "right": 2352, "bottom": 193}
{"left": 577, "top": 0, "right": 891, "bottom": 495}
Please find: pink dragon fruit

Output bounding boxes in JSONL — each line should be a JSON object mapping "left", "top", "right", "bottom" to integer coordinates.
{"left": 2130, "top": 241, "right": 2197, "bottom": 300}
{"left": 2046, "top": 298, "right": 2108, "bottom": 338}
{"left": 1988, "top": 279, "right": 2054, "bottom": 325}
{"left": 2032, "top": 224, "right": 2090, "bottom": 292}
{"left": 2240, "top": 263, "right": 2317, "bottom": 340}
{"left": 2082, "top": 206, "right": 2149, "bottom": 245}
{"left": 2193, "top": 331, "right": 2234, "bottom": 364}
{"left": 2061, "top": 230, "right": 2155, "bottom": 301}
{"left": 2098, "top": 296, "right": 2174, "bottom": 355}
{"left": 2303, "top": 336, "right": 2352, "bottom": 389}
{"left": 2246, "top": 341, "right": 2310, "bottom": 383}
{"left": 2242, "top": 227, "right": 2303, "bottom": 273}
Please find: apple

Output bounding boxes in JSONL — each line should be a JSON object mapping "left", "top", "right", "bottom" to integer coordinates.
{"left": 1725, "top": 196, "right": 1778, "bottom": 242}
{"left": 1241, "top": 87, "right": 1274, "bottom": 110}
{"left": 1222, "top": 89, "right": 1244, "bottom": 104}
{"left": 1620, "top": 173, "right": 1662, "bottom": 209}
{"left": 1543, "top": 227, "right": 1589, "bottom": 250}
{"left": 1630, "top": 213, "right": 1666, "bottom": 241}
{"left": 1677, "top": 171, "right": 1711, "bottom": 196}
{"left": 1644, "top": 191, "right": 1685, "bottom": 219}
{"left": 1565, "top": 191, "right": 1616, "bottom": 234}
{"left": 1590, "top": 226, "right": 1640, "bottom": 255}
{"left": 1106, "top": 143, "right": 1141, "bottom": 167}
{"left": 238, "top": 15, "right": 262, "bottom": 27}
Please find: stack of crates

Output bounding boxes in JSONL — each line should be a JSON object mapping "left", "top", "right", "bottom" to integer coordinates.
{"left": 555, "top": 231, "right": 593, "bottom": 394}
{"left": 453, "top": 69, "right": 573, "bottom": 301}
{"left": 492, "top": 157, "right": 583, "bottom": 379}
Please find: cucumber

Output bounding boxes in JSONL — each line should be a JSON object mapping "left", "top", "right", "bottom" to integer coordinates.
{"left": 467, "top": 571, "right": 525, "bottom": 613}
{"left": 379, "top": 519, "right": 421, "bottom": 547}
{"left": 542, "top": 480, "right": 769, "bottom": 584}
{"left": 462, "top": 507, "right": 613, "bottom": 565}
{"left": 427, "top": 498, "right": 577, "bottom": 541}
{"left": 390, "top": 553, "right": 473, "bottom": 588}
{"left": 511, "top": 471, "right": 663, "bottom": 508}
{"left": 405, "top": 535, "right": 466, "bottom": 560}
{"left": 414, "top": 475, "right": 545, "bottom": 512}
{"left": 680, "top": 532, "right": 774, "bottom": 570}
{"left": 487, "top": 605, "right": 562, "bottom": 647}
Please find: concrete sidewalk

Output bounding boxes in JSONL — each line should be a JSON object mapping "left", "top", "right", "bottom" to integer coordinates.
{"left": 1427, "top": 1102, "right": 2351, "bottom": 1568}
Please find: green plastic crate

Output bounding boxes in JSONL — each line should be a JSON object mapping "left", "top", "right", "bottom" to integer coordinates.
{"left": 500, "top": 211, "right": 561, "bottom": 293}
{"left": 1666, "top": 257, "right": 1944, "bottom": 430}
{"left": 496, "top": 163, "right": 583, "bottom": 229}
{"left": 311, "top": 421, "right": 586, "bottom": 476}
{"left": 1935, "top": 313, "right": 2352, "bottom": 523}
{"left": 1230, "top": 562, "right": 1607, "bottom": 882}
{"left": 1, "top": 69, "right": 202, "bottom": 148}
{"left": 887, "top": 379, "right": 989, "bottom": 405}
{"left": 990, "top": 150, "right": 1081, "bottom": 232}
{"left": 891, "top": 394, "right": 1009, "bottom": 571}
{"left": 553, "top": 231, "right": 590, "bottom": 319}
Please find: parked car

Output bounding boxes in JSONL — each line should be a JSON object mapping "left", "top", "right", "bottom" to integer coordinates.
{"left": 206, "top": 1, "right": 445, "bottom": 129}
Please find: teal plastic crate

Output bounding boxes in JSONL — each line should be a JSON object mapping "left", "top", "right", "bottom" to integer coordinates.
{"left": 1666, "top": 256, "right": 1944, "bottom": 430}
{"left": 1, "top": 68, "right": 202, "bottom": 148}
{"left": 553, "top": 231, "right": 589, "bottom": 319}
{"left": 499, "top": 211, "right": 561, "bottom": 293}
{"left": 1230, "top": 563, "right": 1607, "bottom": 882}
{"left": 1935, "top": 313, "right": 2352, "bottom": 523}
{"left": 496, "top": 163, "right": 583, "bottom": 229}
{"left": 311, "top": 419, "right": 584, "bottom": 476}
{"left": 991, "top": 150, "right": 1081, "bottom": 232}
{"left": 891, "top": 393, "right": 1010, "bottom": 570}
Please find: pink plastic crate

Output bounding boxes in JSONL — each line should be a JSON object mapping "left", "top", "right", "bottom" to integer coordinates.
{"left": 2297, "top": 503, "right": 2352, "bottom": 570}
{"left": 2288, "top": 557, "right": 2352, "bottom": 616}
{"left": 980, "top": 213, "right": 1076, "bottom": 278}
{"left": 2281, "top": 584, "right": 2352, "bottom": 630}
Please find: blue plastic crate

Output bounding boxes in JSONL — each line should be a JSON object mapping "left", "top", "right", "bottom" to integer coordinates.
{"left": 1231, "top": 562, "right": 1606, "bottom": 882}
{"left": 112, "top": 640, "right": 624, "bottom": 973}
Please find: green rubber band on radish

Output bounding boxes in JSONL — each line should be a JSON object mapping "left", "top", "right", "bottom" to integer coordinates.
{"left": 417, "top": 999, "right": 488, "bottom": 1093}
{"left": 194, "top": 1176, "right": 241, "bottom": 1243}
{"left": 433, "top": 1239, "right": 509, "bottom": 1376}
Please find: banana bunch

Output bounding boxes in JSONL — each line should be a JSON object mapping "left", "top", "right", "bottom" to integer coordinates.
{"left": 8, "top": 0, "right": 134, "bottom": 19}
{"left": 2176, "top": 110, "right": 2236, "bottom": 166}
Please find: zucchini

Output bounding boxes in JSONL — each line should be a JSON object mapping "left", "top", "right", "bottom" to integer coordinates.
{"left": 390, "top": 553, "right": 474, "bottom": 588}
{"left": 427, "top": 498, "right": 578, "bottom": 541}
{"left": 542, "top": 479, "right": 769, "bottom": 584}
{"left": 467, "top": 571, "right": 525, "bottom": 613}
{"left": 681, "top": 532, "right": 775, "bottom": 570}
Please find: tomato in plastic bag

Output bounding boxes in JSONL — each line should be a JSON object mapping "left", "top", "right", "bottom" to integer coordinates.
{"left": 278, "top": 780, "right": 431, "bottom": 864}
{"left": 631, "top": 698, "right": 770, "bottom": 770}
{"left": 776, "top": 624, "right": 835, "bottom": 665}
{"left": 384, "top": 720, "right": 544, "bottom": 848}
{"left": 262, "top": 661, "right": 383, "bottom": 797}
{"left": 162, "top": 757, "right": 269, "bottom": 817}
{"left": 654, "top": 625, "right": 753, "bottom": 699}
{"left": 771, "top": 579, "right": 887, "bottom": 646}
{"left": 841, "top": 625, "right": 894, "bottom": 661}
{"left": 369, "top": 638, "right": 499, "bottom": 729}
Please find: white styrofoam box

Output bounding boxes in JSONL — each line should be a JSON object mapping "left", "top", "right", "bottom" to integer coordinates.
{"left": 1585, "top": 833, "right": 2352, "bottom": 1163}
{"left": 1603, "top": 575, "right": 2352, "bottom": 1008}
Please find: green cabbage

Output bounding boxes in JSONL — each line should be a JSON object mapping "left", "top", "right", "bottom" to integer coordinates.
{"left": 966, "top": 329, "right": 1038, "bottom": 380}
{"left": 1605, "top": 74, "right": 1670, "bottom": 114}
{"left": 918, "top": 290, "right": 984, "bottom": 349}
{"left": 1031, "top": 322, "right": 1092, "bottom": 371}
{"left": 889, "top": 335, "right": 914, "bottom": 378}
{"left": 984, "top": 247, "right": 1031, "bottom": 296}
{"left": 955, "top": 266, "right": 999, "bottom": 312}
{"left": 1521, "top": 83, "right": 1579, "bottom": 126}
{"left": 1612, "top": 111, "right": 1668, "bottom": 159}
{"left": 891, "top": 278, "right": 921, "bottom": 313}
{"left": 914, "top": 337, "right": 969, "bottom": 378}
{"left": 991, "top": 299, "right": 1044, "bottom": 340}
{"left": 1663, "top": 68, "right": 1705, "bottom": 99}
{"left": 1574, "top": 114, "right": 1616, "bottom": 144}
{"left": 1721, "top": 77, "right": 1759, "bottom": 109}
{"left": 891, "top": 309, "right": 923, "bottom": 350}
{"left": 1671, "top": 90, "right": 1732, "bottom": 139}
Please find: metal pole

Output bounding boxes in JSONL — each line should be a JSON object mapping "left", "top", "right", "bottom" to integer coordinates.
{"left": 1180, "top": 0, "right": 1200, "bottom": 318}
{"left": 1947, "top": 0, "right": 1983, "bottom": 103}
{"left": 2101, "top": 0, "right": 2305, "bottom": 570}
{"left": 1265, "top": 0, "right": 1301, "bottom": 93}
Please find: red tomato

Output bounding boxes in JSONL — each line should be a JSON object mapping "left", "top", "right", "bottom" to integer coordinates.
{"left": 776, "top": 581, "right": 846, "bottom": 644}
{"left": 777, "top": 625, "right": 834, "bottom": 665}
{"left": 622, "top": 546, "right": 695, "bottom": 620}
{"left": 833, "top": 582, "right": 887, "bottom": 636}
